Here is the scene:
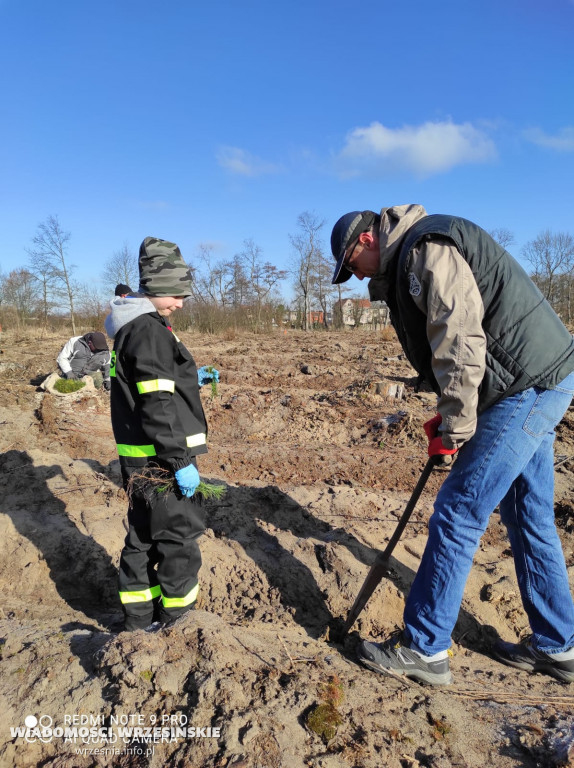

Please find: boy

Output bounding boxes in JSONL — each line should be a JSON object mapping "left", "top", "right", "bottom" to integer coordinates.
{"left": 105, "top": 236, "right": 217, "bottom": 631}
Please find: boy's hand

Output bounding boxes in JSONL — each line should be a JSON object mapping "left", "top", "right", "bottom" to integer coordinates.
{"left": 197, "top": 366, "right": 220, "bottom": 387}
{"left": 175, "top": 464, "right": 200, "bottom": 498}
{"left": 65, "top": 371, "right": 79, "bottom": 380}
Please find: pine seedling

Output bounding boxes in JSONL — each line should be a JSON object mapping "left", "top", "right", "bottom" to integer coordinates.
{"left": 205, "top": 366, "right": 218, "bottom": 399}
{"left": 127, "top": 463, "right": 226, "bottom": 504}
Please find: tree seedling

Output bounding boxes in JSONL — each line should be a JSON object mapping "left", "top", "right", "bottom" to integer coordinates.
{"left": 206, "top": 366, "right": 218, "bottom": 399}
{"left": 127, "top": 463, "right": 226, "bottom": 503}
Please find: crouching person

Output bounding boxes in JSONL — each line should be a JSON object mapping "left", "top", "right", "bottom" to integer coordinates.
{"left": 105, "top": 236, "right": 208, "bottom": 631}
{"left": 57, "top": 331, "right": 111, "bottom": 390}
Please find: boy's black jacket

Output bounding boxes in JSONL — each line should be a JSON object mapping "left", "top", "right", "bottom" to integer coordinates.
{"left": 110, "top": 312, "right": 207, "bottom": 470}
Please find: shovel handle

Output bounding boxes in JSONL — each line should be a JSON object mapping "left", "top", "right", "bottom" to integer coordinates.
{"left": 340, "top": 456, "right": 437, "bottom": 636}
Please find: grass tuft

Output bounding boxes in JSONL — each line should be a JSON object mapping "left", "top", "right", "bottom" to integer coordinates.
{"left": 53, "top": 377, "right": 86, "bottom": 393}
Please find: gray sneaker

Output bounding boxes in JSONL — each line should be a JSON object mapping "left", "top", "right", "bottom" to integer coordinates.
{"left": 357, "top": 633, "right": 452, "bottom": 686}
{"left": 492, "top": 637, "right": 574, "bottom": 683}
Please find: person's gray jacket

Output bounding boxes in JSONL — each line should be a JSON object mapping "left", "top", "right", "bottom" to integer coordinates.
{"left": 57, "top": 335, "right": 111, "bottom": 380}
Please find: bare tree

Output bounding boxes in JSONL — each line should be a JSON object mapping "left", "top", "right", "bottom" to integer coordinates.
{"left": 26, "top": 249, "right": 58, "bottom": 327}
{"left": 349, "top": 296, "right": 367, "bottom": 329}
{"left": 227, "top": 254, "right": 250, "bottom": 308}
{"left": 101, "top": 243, "right": 138, "bottom": 294}
{"left": 76, "top": 283, "right": 108, "bottom": 329}
{"left": 189, "top": 243, "right": 231, "bottom": 306}
{"left": 522, "top": 230, "right": 574, "bottom": 315}
{"left": 239, "top": 238, "right": 287, "bottom": 331}
{"left": 488, "top": 228, "right": 515, "bottom": 250}
{"left": 28, "top": 215, "right": 78, "bottom": 333}
{"left": 311, "top": 249, "right": 336, "bottom": 328}
{"left": 186, "top": 243, "right": 235, "bottom": 334}
{"left": 1, "top": 268, "right": 40, "bottom": 327}
{"left": 332, "top": 283, "right": 353, "bottom": 329}
{"left": 289, "top": 212, "right": 325, "bottom": 330}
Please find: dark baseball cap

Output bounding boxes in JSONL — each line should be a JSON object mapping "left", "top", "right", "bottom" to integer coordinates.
{"left": 331, "top": 210, "right": 377, "bottom": 284}
{"left": 85, "top": 332, "right": 108, "bottom": 352}
{"left": 115, "top": 283, "right": 132, "bottom": 296}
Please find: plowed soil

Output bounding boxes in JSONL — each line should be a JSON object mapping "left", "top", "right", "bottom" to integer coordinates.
{"left": 1, "top": 328, "right": 574, "bottom": 768}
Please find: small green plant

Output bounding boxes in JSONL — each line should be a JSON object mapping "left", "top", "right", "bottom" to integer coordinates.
{"left": 305, "top": 674, "right": 344, "bottom": 744}
{"left": 206, "top": 366, "right": 218, "bottom": 399}
{"left": 53, "top": 377, "right": 86, "bottom": 394}
{"left": 127, "top": 463, "right": 226, "bottom": 504}
{"left": 140, "top": 669, "right": 153, "bottom": 682}
{"left": 306, "top": 703, "right": 343, "bottom": 744}
{"left": 428, "top": 713, "right": 451, "bottom": 741}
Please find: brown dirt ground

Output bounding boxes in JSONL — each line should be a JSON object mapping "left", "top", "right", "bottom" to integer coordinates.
{"left": 1, "top": 327, "right": 574, "bottom": 768}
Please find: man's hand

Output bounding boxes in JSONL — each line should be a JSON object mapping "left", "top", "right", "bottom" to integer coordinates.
{"left": 65, "top": 371, "right": 79, "bottom": 380}
{"left": 427, "top": 436, "right": 458, "bottom": 459}
{"left": 423, "top": 413, "right": 442, "bottom": 440}
{"left": 197, "top": 366, "right": 220, "bottom": 387}
{"left": 102, "top": 379, "right": 111, "bottom": 391}
{"left": 424, "top": 413, "right": 458, "bottom": 460}
{"left": 175, "top": 464, "right": 200, "bottom": 498}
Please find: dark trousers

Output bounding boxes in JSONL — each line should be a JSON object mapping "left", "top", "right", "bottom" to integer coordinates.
{"left": 119, "top": 463, "right": 204, "bottom": 628}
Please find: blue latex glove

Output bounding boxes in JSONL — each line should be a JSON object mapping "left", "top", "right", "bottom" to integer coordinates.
{"left": 175, "top": 464, "right": 200, "bottom": 498}
{"left": 197, "top": 366, "right": 220, "bottom": 387}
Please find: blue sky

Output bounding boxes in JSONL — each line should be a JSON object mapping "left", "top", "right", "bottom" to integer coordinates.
{"left": 1, "top": 0, "right": 573, "bottom": 298}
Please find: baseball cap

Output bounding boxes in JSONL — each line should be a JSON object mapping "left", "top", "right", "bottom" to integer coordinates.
{"left": 331, "top": 210, "right": 376, "bottom": 284}
{"left": 85, "top": 332, "right": 108, "bottom": 352}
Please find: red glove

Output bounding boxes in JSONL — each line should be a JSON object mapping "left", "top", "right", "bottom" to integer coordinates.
{"left": 427, "top": 436, "right": 458, "bottom": 458}
{"left": 424, "top": 414, "right": 458, "bottom": 458}
{"left": 423, "top": 413, "right": 442, "bottom": 440}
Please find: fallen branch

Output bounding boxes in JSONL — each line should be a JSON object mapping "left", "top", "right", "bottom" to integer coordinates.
{"left": 53, "top": 484, "right": 110, "bottom": 494}
{"left": 451, "top": 689, "right": 574, "bottom": 706}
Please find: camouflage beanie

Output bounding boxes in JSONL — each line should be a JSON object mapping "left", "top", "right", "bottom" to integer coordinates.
{"left": 138, "top": 237, "right": 193, "bottom": 297}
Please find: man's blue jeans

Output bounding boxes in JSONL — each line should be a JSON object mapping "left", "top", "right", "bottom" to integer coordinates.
{"left": 404, "top": 371, "right": 574, "bottom": 656}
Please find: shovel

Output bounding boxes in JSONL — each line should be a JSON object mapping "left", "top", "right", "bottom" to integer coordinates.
{"left": 335, "top": 455, "right": 439, "bottom": 640}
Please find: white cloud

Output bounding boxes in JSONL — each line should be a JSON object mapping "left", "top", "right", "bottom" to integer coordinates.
{"left": 524, "top": 126, "right": 574, "bottom": 152}
{"left": 217, "top": 146, "right": 281, "bottom": 177}
{"left": 335, "top": 120, "right": 497, "bottom": 177}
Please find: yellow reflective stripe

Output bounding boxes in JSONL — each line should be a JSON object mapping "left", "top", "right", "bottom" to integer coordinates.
{"left": 116, "top": 434, "right": 205, "bottom": 458}
{"left": 161, "top": 583, "right": 199, "bottom": 609}
{"left": 110, "top": 350, "right": 116, "bottom": 377}
{"left": 119, "top": 585, "right": 161, "bottom": 604}
{"left": 186, "top": 433, "right": 207, "bottom": 448}
{"left": 116, "top": 443, "right": 157, "bottom": 457}
{"left": 137, "top": 378, "right": 175, "bottom": 394}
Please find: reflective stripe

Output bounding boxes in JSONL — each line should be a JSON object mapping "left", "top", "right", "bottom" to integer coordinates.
{"left": 110, "top": 350, "right": 116, "bottom": 377}
{"left": 137, "top": 378, "right": 175, "bottom": 394}
{"left": 161, "top": 583, "right": 199, "bottom": 609}
{"left": 119, "top": 585, "right": 161, "bottom": 604}
{"left": 116, "top": 433, "right": 205, "bottom": 458}
{"left": 117, "top": 443, "right": 157, "bottom": 457}
{"left": 186, "top": 433, "right": 207, "bottom": 448}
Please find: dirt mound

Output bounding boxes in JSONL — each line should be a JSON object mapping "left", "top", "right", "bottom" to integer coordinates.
{"left": 1, "top": 329, "right": 574, "bottom": 767}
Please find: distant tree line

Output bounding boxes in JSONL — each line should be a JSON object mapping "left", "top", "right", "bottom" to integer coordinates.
{"left": 1, "top": 215, "right": 574, "bottom": 334}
